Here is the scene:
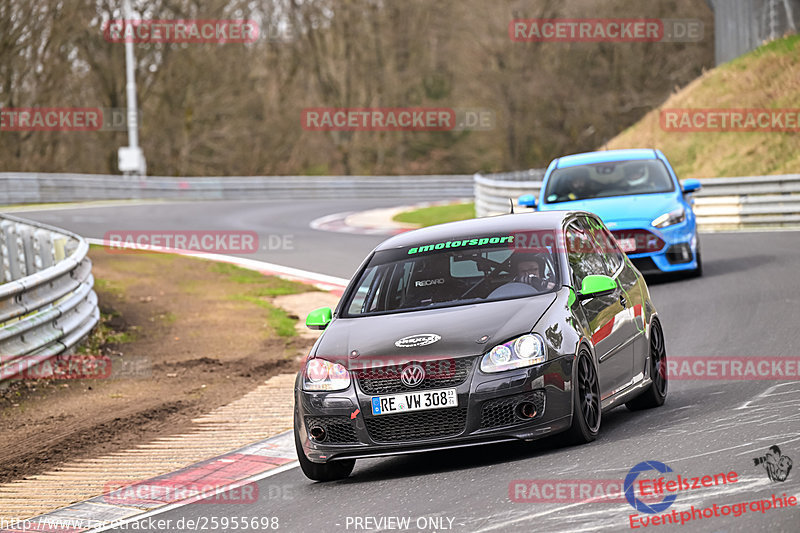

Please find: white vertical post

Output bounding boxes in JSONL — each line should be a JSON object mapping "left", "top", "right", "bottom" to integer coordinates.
{"left": 118, "top": 0, "right": 146, "bottom": 176}
{"left": 769, "top": 0, "right": 778, "bottom": 40}
{"left": 124, "top": 0, "right": 138, "bottom": 151}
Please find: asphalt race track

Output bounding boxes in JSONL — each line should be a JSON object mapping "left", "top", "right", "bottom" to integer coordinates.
{"left": 19, "top": 201, "right": 800, "bottom": 532}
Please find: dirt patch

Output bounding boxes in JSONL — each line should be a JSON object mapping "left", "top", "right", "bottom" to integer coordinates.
{"left": 0, "top": 249, "right": 327, "bottom": 484}
{"left": 273, "top": 291, "right": 341, "bottom": 341}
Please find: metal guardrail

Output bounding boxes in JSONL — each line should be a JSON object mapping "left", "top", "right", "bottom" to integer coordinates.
{"left": 475, "top": 171, "right": 800, "bottom": 230}
{"left": 3, "top": 171, "right": 798, "bottom": 230}
{"left": 0, "top": 214, "right": 99, "bottom": 382}
{"left": 0, "top": 173, "right": 474, "bottom": 203}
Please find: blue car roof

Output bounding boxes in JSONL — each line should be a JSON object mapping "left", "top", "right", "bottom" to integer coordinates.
{"left": 556, "top": 149, "right": 658, "bottom": 169}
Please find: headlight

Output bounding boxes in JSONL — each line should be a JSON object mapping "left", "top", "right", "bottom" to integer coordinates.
{"left": 651, "top": 207, "right": 686, "bottom": 228}
{"left": 480, "top": 334, "right": 546, "bottom": 373}
{"left": 303, "top": 358, "right": 350, "bottom": 391}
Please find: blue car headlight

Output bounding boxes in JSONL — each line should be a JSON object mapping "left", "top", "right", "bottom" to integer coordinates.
{"left": 303, "top": 358, "right": 350, "bottom": 391}
{"left": 651, "top": 207, "right": 686, "bottom": 228}
{"left": 480, "top": 334, "right": 546, "bottom": 373}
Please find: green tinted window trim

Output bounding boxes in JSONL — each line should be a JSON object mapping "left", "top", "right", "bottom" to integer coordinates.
{"left": 306, "top": 307, "right": 332, "bottom": 329}
{"left": 407, "top": 236, "right": 514, "bottom": 254}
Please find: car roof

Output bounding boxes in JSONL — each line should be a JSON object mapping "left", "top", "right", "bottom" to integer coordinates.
{"left": 374, "top": 211, "right": 591, "bottom": 251}
{"left": 556, "top": 149, "right": 658, "bottom": 168}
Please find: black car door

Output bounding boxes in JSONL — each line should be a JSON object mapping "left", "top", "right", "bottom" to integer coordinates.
{"left": 566, "top": 218, "right": 634, "bottom": 399}
{"left": 593, "top": 221, "right": 650, "bottom": 380}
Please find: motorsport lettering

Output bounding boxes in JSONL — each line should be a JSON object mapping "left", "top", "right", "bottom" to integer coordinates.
{"left": 408, "top": 236, "right": 514, "bottom": 254}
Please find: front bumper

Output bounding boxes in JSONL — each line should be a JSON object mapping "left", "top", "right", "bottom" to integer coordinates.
{"left": 294, "top": 355, "right": 575, "bottom": 463}
{"left": 612, "top": 219, "right": 699, "bottom": 274}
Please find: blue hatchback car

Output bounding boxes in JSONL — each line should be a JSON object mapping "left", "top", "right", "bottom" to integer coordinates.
{"left": 519, "top": 149, "right": 702, "bottom": 276}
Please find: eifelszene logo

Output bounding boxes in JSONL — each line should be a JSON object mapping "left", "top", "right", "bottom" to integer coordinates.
{"left": 625, "top": 461, "right": 678, "bottom": 514}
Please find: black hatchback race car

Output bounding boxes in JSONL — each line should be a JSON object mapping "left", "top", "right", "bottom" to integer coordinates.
{"left": 294, "top": 211, "right": 667, "bottom": 480}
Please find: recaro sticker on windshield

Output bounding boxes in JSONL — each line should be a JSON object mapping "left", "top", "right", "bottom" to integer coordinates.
{"left": 407, "top": 236, "right": 514, "bottom": 254}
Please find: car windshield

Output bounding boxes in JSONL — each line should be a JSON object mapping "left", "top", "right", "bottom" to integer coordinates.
{"left": 343, "top": 233, "right": 560, "bottom": 317}
{"left": 543, "top": 159, "right": 675, "bottom": 204}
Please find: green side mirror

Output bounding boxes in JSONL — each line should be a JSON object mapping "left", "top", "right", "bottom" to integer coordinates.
{"left": 578, "top": 275, "right": 616, "bottom": 301}
{"left": 306, "top": 307, "right": 332, "bottom": 330}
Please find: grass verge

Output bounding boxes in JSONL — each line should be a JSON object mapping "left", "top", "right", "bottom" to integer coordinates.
{"left": 606, "top": 34, "right": 800, "bottom": 178}
{"left": 210, "top": 262, "right": 316, "bottom": 337}
{"left": 393, "top": 202, "right": 476, "bottom": 228}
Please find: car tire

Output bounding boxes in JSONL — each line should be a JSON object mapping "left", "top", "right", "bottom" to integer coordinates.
{"left": 626, "top": 320, "right": 668, "bottom": 411}
{"left": 294, "top": 415, "right": 356, "bottom": 482}
{"left": 563, "top": 350, "right": 601, "bottom": 445}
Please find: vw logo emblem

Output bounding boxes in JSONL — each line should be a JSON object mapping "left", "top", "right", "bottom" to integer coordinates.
{"left": 400, "top": 364, "right": 426, "bottom": 388}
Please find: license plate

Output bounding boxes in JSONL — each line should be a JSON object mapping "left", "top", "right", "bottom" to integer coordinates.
{"left": 617, "top": 238, "right": 637, "bottom": 253}
{"left": 371, "top": 388, "right": 457, "bottom": 416}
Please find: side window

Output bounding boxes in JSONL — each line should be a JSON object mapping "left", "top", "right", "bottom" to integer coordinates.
{"left": 348, "top": 268, "right": 376, "bottom": 315}
{"left": 600, "top": 227, "right": 625, "bottom": 273}
{"left": 566, "top": 221, "right": 608, "bottom": 287}
{"left": 580, "top": 216, "right": 624, "bottom": 274}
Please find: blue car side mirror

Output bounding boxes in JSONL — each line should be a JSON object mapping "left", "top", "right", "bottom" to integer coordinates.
{"left": 518, "top": 194, "right": 537, "bottom": 209}
{"left": 682, "top": 179, "right": 702, "bottom": 194}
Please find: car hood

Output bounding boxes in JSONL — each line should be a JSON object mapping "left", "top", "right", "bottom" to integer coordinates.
{"left": 539, "top": 193, "right": 679, "bottom": 223}
{"left": 314, "top": 292, "right": 558, "bottom": 366}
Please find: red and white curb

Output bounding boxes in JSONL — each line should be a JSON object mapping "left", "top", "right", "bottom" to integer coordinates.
{"left": 309, "top": 211, "right": 410, "bottom": 235}
{"left": 310, "top": 199, "right": 471, "bottom": 236}
{"left": 0, "top": 242, "right": 342, "bottom": 532}
{"left": 0, "top": 432, "right": 298, "bottom": 533}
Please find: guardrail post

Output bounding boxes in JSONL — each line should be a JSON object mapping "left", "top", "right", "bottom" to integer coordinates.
{"left": 20, "top": 226, "right": 38, "bottom": 275}
{"left": 1, "top": 221, "right": 24, "bottom": 282}
{"left": 35, "top": 229, "right": 55, "bottom": 270}
{"left": 54, "top": 237, "right": 67, "bottom": 262}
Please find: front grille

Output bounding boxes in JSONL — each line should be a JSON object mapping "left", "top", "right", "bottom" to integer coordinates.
{"left": 612, "top": 229, "right": 665, "bottom": 254}
{"left": 304, "top": 416, "right": 358, "bottom": 444}
{"left": 631, "top": 257, "right": 660, "bottom": 274}
{"left": 365, "top": 407, "right": 467, "bottom": 442}
{"left": 480, "top": 390, "right": 545, "bottom": 429}
{"left": 356, "top": 357, "right": 474, "bottom": 395}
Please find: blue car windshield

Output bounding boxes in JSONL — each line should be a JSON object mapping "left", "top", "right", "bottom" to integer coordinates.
{"left": 543, "top": 160, "right": 675, "bottom": 204}
{"left": 343, "top": 235, "right": 560, "bottom": 317}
